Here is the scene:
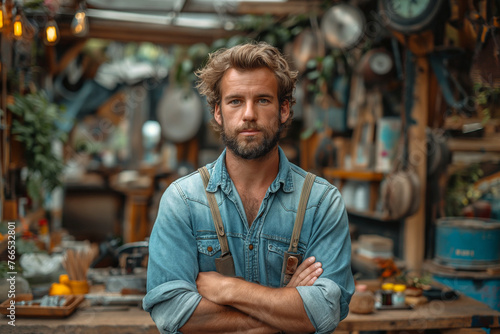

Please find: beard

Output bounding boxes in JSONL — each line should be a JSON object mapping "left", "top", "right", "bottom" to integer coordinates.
{"left": 220, "top": 112, "right": 282, "bottom": 160}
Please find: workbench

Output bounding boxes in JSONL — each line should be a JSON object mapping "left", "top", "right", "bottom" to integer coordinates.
{"left": 1, "top": 290, "right": 499, "bottom": 334}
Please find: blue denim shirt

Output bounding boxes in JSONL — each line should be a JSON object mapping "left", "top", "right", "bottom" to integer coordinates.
{"left": 143, "top": 147, "right": 354, "bottom": 334}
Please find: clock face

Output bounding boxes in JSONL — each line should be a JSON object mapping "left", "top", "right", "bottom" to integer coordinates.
{"left": 369, "top": 53, "right": 393, "bottom": 75}
{"left": 379, "top": 0, "right": 444, "bottom": 34}
{"left": 389, "top": 0, "right": 431, "bottom": 19}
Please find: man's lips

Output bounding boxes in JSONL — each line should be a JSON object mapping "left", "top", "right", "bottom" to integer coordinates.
{"left": 239, "top": 129, "right": 260, "bottom": 135}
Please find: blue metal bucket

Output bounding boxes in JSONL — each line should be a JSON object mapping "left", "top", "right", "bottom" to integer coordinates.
{"left": 435, "top": 217, "right": 500, "bottom": 269}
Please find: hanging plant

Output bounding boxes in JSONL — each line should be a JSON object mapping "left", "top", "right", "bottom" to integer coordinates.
{"left": 8, "top": 91, "right": 67, "bottom": 203}
{"left": 474, "top": 83, "right": 500, "bottom": 125}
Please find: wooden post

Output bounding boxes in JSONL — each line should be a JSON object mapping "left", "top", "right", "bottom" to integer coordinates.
{"left": 404, "top": 56, "right": 429, "bottom": 272}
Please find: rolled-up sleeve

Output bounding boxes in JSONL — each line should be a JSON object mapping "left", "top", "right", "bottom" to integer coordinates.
{"left": 297, "top": 278, "right": 346, "bottom": 334}
{"left": 143, "top": 281, "right": 201, "bottom": 334}
{"left": 297, "top": 184, "right": 355, "bottom": 333}
{"left": 143, "top": 183, "right": 202, "bottom": 333}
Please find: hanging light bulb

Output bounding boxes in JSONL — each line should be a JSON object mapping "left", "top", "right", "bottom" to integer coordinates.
{"left": 71, "top": 6, "right": 88, "bottom": 37}
{"left": 0, "top": 3, "right": 6, "bottom": 32}
{"left": 13, "top": 13, "right": 22, "bottom": 39}
{"left": 44, "top": 19, "right": 59, "bottom": 46}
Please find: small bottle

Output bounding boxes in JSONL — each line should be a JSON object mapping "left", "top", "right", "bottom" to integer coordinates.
{"left": 392, "top": 284, "right": 407, "bottom": 307}
{"left": 381, "top": 282, "right": 394, "bottom": 306}
{"left": 38, "top": 219, "right": 51, "bottom": 251}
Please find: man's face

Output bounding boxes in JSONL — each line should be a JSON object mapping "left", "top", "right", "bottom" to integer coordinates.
{"left": 215, "top": 67, "right": 290, "bottom": 160}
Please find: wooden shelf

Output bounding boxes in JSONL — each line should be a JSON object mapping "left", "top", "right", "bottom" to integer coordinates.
{"left": 323, "top": 168, "right": 385, "bottom": 182}
{"left": 346, "top": 207, "right": 398, "bottom": 222}
{"left": 323, "top": 168, "right": 385, "bottom": 213}
{"left": 448, "top": 135, "right": 500, "bottom": 152}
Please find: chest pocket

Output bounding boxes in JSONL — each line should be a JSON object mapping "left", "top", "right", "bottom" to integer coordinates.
{"left": 265, "top": 241, "right": 306, "bottom": 288}
{"left": 197, "top": 237, "right": 221, "bottom": 272}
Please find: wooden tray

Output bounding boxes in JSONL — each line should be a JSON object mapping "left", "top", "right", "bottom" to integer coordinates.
{"left": 0, "top": 295, "right": 85, "bottom": 318}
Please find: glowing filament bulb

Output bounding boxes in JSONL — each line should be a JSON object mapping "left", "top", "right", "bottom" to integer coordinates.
{"left": 13, "top": 14, "right": 22, "bottom": 38}
{"left": 44, "top": 19, "right": 60, "bottom": 46}
{"left": 0, "top": 8, "right": 4, "bottom": 30}
{"left": 71, "top": 9, "right": 88, "bottom": 36}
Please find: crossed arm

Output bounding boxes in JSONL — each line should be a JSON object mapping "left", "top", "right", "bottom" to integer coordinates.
{"left": 180, "top": 256, "right": 323, "bottom": 334}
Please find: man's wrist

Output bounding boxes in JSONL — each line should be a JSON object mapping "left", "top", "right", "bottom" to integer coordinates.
{"left": 219, "top": 276, "right": 238, "bottom": 305}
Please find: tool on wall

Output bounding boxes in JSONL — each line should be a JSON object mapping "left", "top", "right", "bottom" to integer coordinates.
{"left": 321, "top": 3, "right": 365, "bottom": 50}
{"left": 381, "top": 49, "right": 421, "bottom": 220}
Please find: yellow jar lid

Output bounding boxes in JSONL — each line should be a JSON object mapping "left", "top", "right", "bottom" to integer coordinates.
{"left": 393, "top": 284, "right": 407, "bottom": 292}
{"left": 381, "top": 283, "right": 394, "bottom": 290}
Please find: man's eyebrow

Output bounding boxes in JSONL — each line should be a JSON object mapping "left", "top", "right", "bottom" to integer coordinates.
{"left": 223, "top": 93, "right": 275, "bottom": 101}
{"left": 223, "top": 94, "right": 243, "bottom": 101}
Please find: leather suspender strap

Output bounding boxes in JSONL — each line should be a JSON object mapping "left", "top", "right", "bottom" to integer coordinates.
{"left": 199, "top": 167, "right": 230, "bottom": 256}
{"left": 288, "top": 172, "right": 315, "bottom": 253}
{"left": 281, "top": 172, "right": 316, "bottom": 287}
{"left": 199, "top": 167, "right": 236, "bottom": 277}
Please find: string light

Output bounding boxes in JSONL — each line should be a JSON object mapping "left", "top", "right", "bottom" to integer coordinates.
{"left": 71, "top": 5, "right": 88, "bottom": 37}
{"left": 44, "top": 18, "right": 59, "bottom": 46}
{"left": 0, "top": 3, "right": 6, "bottom": 31}
{"left": 13, "top": 13, "right": 22, "bottom": 39}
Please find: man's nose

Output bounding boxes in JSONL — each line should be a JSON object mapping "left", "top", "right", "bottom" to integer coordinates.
{"left": 242, "top": 103, "right": 257, "bottom": 121}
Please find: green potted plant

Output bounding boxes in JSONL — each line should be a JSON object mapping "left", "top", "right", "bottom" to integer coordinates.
{"left": 7, "top": 91, "right": 67, "bottom": 205}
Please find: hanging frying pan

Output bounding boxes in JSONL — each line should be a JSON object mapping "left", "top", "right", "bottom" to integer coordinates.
{"left": 321, "top": 3, "right": 365, "bottom": 50}
{"left": 291, "top": 27, "right": 325, "bottom": 73}
{"left": 156, "top": 86, "right": 203, "bottom": 143}
{"left": 357, "top": 47, "right": 395, "bottom": 86}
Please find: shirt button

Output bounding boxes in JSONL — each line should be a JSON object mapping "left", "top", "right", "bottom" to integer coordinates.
{"left": 207, "top": 246, "right": 213, "bottom": 252}
{"left": 249, "top": 244, "right": 254, "bottom": 250}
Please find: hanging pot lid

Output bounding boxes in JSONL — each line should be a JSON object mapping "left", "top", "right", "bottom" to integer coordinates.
{"left": 321, "top": 3, "right": 365, "bottom": 50}
{"left": 156, "top": 86, "right": 203, "bottom": 143}
{"left": 291, "top": 28, "right": 325, "bottom": 73}
{"left": 357, "top": 47, "right": 395, "bottom": 86}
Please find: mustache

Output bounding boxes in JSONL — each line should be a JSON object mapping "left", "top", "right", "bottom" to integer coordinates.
{"left": 237, "top": 122, "right": 262, "bottom": 132}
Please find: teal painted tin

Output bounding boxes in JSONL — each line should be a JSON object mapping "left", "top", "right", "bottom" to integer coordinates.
{"left": 435, "top": 217, "right": 500, "bottom": 269}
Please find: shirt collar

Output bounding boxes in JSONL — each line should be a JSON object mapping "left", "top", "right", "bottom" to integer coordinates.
{"left": 206, "top": 146, "right": 294, "bottom": 194}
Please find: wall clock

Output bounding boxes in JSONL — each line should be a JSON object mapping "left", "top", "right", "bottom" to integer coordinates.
{"left": 378, "top": 0, "right": 445, "bottom": 34}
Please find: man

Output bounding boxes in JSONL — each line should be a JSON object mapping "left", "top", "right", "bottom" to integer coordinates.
{"left": 144, "top": 42, "right": 354, "bottom": 334}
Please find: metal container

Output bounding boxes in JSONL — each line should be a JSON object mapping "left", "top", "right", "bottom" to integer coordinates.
{"left": 435, "top": 217, "right": 500, "bottom": 269}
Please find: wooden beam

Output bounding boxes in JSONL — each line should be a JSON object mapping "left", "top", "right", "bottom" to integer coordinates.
{"left": 59, "top": 20, "right": 235, "bottom": 45}
{"left": 404, "top": 55, "right": 429, "bottom": 272}
{"left": 237, "top": 0, "right": 323, "bottom": 16}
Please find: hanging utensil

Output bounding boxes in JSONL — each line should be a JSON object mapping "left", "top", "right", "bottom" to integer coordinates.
{"left": 156, "top": 85, "right": 203, "bottom": 143}
{"left": 321, "top": 3, "right": 366, "bottom": 50}
{"left": 291, "top": 27, "right": 325, "bottom": 73}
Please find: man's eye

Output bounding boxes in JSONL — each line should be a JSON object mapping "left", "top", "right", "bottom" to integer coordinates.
{"left": 229, "top": 100, "right": 241, "bottom": 105}
{"left": 258, "top": 99, "right": 270, "bottom": 104}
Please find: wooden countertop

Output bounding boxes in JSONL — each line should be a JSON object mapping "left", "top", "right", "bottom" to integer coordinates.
{"left": 1, "top": 288, "right": 499, "bottom": 334}
{"left": 337, "top": 293, "right": 500, "bottom": 332}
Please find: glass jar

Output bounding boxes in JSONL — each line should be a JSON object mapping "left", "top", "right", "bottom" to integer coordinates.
{"left": 392, "top": 284, "right": 407, "bottom": 307}
{"left": 381, "top": 282, "right": 394, "bottom": 306}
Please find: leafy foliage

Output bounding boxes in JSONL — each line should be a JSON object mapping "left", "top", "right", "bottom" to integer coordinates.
{"left": 445, "top": 163, "right": 484, "bottom": 216}
{"left": 474, "top": 83, "right": 500, "bottom": 124}
{"left": 8, "top": 91, "right": 67, "bottom": 203}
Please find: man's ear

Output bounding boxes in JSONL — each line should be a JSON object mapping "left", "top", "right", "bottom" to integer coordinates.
{"left": 214, "top": 104, "right": 222, "bottom": 126}
{"left": 280, "top": 100, "right": 290, "bottom": 124}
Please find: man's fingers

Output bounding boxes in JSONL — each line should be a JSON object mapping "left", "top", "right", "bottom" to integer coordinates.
{"left": 295, "top": 265, "right": 322, "bottom": 286}
{"left": 295, "top": 256, "right": 316, "bottom": 272}
{"left": 287, "top": 257, "right": 323, "bottom": 287}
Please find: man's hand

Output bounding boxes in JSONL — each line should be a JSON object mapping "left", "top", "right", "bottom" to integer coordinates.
{"left": 286, "top": 256, "right": 323, "bottom": 288}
